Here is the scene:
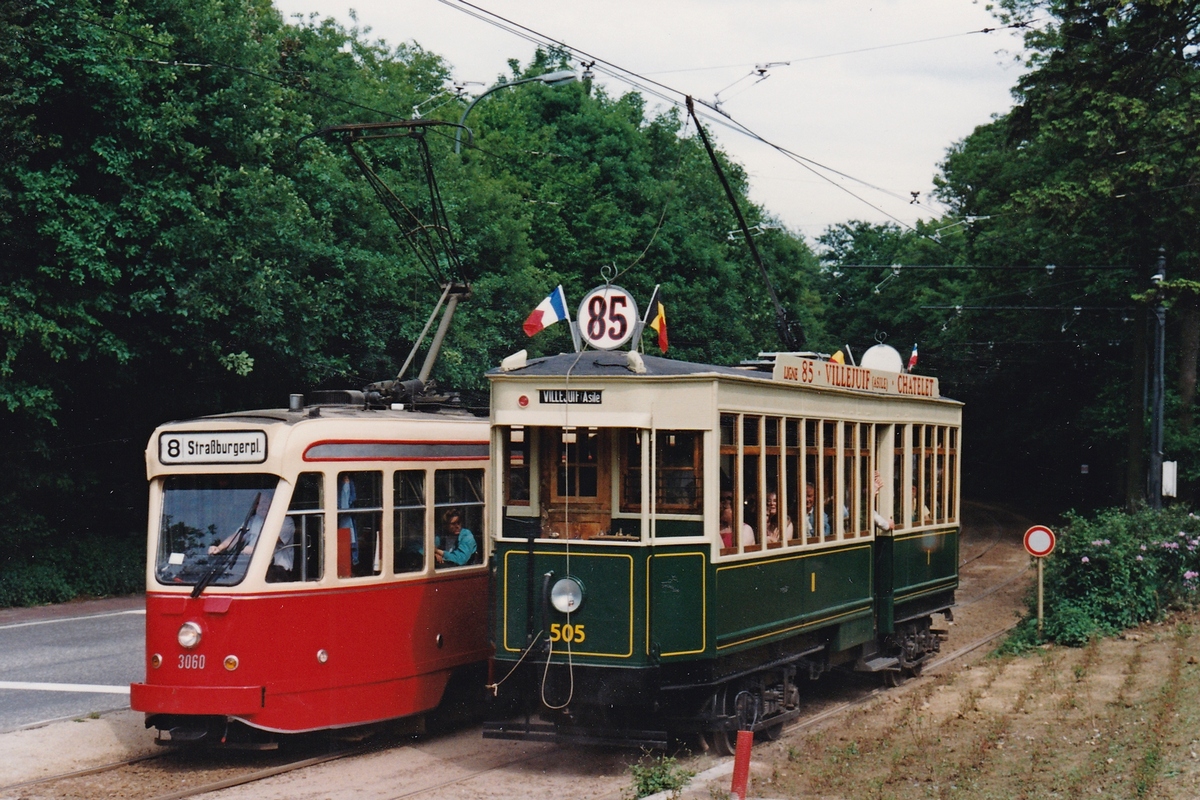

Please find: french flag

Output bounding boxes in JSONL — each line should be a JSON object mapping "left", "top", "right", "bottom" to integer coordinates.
{"left": 907, "top": 343, "right": 918, "bottom": 372}
{"left": 523, "top": 285, "right": 569, "bottom": 337}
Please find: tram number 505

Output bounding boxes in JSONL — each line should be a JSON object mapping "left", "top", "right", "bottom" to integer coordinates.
{"left": 577, "top": 286, "right": 638, "bottom": 350}
{"left": 549, "top": 623, "right": 586, "bottom": 644}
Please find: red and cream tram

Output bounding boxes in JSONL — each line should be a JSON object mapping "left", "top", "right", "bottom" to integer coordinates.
{"left": 129, "top": 391, "right": 491, "bottom": 743}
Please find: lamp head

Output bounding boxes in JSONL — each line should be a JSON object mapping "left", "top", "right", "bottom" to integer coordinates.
{"left": 536, "top": 69, "right": 578, "bottom": 87}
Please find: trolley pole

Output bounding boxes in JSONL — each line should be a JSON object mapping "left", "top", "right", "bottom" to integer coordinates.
{"left": 1149, "top": 248, "right": 1166, "bottom": 510}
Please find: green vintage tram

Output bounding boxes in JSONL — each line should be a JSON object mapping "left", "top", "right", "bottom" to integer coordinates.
{"left": 482, "top": 347, "right": 961, "bottom": 750}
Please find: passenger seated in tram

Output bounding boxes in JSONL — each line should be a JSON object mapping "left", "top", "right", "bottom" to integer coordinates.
{"left": 435, "top": 508, "right": 477, "bottom": 567}
{"left": 765, "top": 491, "right": 793, "bottom": 545}
{"left": 719, "top": 491, "right": 754, "bottom": 548}
{"left": 265, "top": 516, "right": 296, "bottom": 582}
{"left": 804, "top": 483, "right": 831, "bottom": 536}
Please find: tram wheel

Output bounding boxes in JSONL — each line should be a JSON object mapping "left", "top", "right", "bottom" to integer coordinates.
{"left": 883, "top": 669, "right": 906, "bottom": 688}
{"left": 707, "top": 683, "right": 757, "bottom": 757}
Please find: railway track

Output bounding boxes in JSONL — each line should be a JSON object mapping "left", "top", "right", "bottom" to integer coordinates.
{"left": 3, "top": 506, "right": 1033, "bottom": 800}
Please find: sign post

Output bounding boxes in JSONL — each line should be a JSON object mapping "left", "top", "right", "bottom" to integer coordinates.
{"left": 1023, "top": 525, "right": 1056, "bottom": 635}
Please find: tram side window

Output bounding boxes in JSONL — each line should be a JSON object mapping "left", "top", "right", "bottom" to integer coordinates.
{"left": 718, "top": 414, "right": 750, "bottom": 552}
{"left": 762, "top": 418, "right": 790, "bottom": 547}
{"left": 893, "top": 425, "right": 906, "bottom": 528}
{"left": 505, "top": 426, "right": 530, "bottom": 506}
{"left": 620, "top": 430, "right": 643, "bottom": 512}
{"left": 785, "top": 419, "right": 802, "bottom": 545}
{"left": 337, "top": 472, "right": 382, "bottom": 578}
{"left": 434, "top": 469, "right": 484, "bottom": 567}
{"left": 268, "top": 472, "right": 323, "bottom": 583}
{"left": 742, "top": 416, "right": 762, "bottom": 548}
{"left": 656, "top": 431, "right": 702, "bottom": 513}
{"left": 393, "top": 470, "right": 426, "bottom": 574}
{"left": 946, "top": 428, "right": 959, "bottom": 522}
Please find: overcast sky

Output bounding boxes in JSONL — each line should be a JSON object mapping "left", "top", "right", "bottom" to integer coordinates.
{"left": 272, "top": 0, "right": 1029, "bottom": 240}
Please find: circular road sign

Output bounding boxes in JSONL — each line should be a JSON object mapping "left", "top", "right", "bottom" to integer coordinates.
{"left": 1023, "top": 525, "right": 1056, "bottom": 558}
{"left": 577, "top": 285, "right": 638, "bottom": 350}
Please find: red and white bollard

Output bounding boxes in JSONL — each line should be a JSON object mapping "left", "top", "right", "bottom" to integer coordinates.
{"left": 730, "top": 729, "right": 754, "bottom": 799}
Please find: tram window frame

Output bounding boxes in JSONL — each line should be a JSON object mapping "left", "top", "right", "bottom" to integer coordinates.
{"left": 655, "top": 430, "right": 703, "bottom": 514}
{"left": 785, "top": 419, "right": 803, "bottom": 547}
{"left": 718, "top": 413, "right": 749, "bottom": 555}
{"left": 763, "top": 417, "right": 790, "bottom": 548}
{"left": 393, "top": 469, "right": 427, "bottom": 574}
{"left": 504, "top": 426, "right": 531, "bottom": 507}
{"left": 270, "top": 471, "right": 323, "bottom": 583}
{"left": 336, "top": 471, "right": 383, "bottom": 578}
{"left": 619, "top": 429, "right": 643, "bottom": 513}
{"left": 434, "top": 468, "right": 484, "bottom": 568}
{"left": 946, "top": 427, "right": 959, "bottom": 522}
{"left": 553, "top": 427, "right": 603, "bottom": 501}
{"left": 893, "top": 425, "right": 907, "bottom": 529}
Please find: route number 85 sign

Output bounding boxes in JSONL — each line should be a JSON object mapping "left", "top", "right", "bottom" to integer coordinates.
{"left": 577, "top": 285, "right": 639, "bottom": 350}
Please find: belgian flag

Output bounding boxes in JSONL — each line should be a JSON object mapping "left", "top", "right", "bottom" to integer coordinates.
{"left": 645, "top": 285, "right": 668, "bottom": 353}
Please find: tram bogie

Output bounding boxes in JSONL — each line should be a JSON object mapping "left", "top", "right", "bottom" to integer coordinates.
{"left": 483, "top": 350, "right": 962, "bottom": 747}
{"left": 130, "top": 395, "right": 493, "bottom": 743}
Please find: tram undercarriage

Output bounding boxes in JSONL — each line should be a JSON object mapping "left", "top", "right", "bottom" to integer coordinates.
{"left": 484, "top": 606, "right": 952, "bottom": 750}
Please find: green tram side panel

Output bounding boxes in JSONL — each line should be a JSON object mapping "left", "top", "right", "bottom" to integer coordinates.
{"left": 498, "top": 542, "right": 644, "bottom": 665}
{"left": 714, "top": 543, "right": 874, "bottom": 652}
{"left": 646, "top": 547, "right": 708, "bottom": 659}
{"left": 892, "top": 527, "right": 959, "bottom": 605}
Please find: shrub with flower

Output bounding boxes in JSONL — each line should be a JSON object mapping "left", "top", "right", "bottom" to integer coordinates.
{"left": 1020, "top": 506, "right": 1200, "bottom": 648}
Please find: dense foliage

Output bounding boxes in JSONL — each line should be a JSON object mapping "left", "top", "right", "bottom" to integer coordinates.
{"left": 0, "top": 0, "right": 820, "bottom": 602}
{"left": 817, "top": 0, "right": 1200, "bottom": 511}
{"left": 1003, "top": 505, "right": 1200, "bottom": 649}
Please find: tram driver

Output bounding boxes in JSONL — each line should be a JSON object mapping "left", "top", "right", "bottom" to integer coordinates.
{"left": 435, "top": 508, "right": 477, "bottom": 567}
{"left": 208, "top": 493, "right": 297, "bottom": 580}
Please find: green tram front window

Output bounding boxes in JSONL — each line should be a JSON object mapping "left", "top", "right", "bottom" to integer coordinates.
{"left": 156, "top": 474, "right": 280, "bottom": 587}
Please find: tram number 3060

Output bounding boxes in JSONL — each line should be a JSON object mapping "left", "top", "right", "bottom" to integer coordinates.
{"left": 548, "top": 623, "right": 586, "bottom": 643}
{"left": 178, "top": 654, "right": 206, "bottom": 670}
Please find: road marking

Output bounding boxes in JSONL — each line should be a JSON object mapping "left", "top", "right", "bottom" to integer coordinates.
{"left": 0, "top": 609, "right": 145, "bottom": 631}
{"left": 0, "top": 681, "right": 131, "bottom": 695}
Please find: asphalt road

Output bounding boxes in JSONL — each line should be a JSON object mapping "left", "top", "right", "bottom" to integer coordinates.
{"left": 0, "top": 596, "right": 144, "bottom": 733}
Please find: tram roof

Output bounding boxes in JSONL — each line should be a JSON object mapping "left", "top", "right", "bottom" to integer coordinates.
{"left": 489, "top": 350, "right": 960, "bottom": 406}
{"left": 488, "top": 351, "right": 756, "bottom": 380}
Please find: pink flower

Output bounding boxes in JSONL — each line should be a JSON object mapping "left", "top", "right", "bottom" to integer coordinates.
{"left": 1081, "top": 556, "right": 1090, "bottom": 564}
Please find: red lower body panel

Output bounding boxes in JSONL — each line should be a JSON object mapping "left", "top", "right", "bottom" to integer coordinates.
{"left": 134, "top": 573, "right": 489, "bottom": 732}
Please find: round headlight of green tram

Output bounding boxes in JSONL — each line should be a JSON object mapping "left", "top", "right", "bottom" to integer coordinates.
{"left": 550, "top": 577, "right": 584, "bottom": 614}
{"left": 177, "top": 621, "right": 202, "bottom": 649}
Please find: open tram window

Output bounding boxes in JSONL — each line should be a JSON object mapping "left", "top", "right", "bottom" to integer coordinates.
{"left": 336, "top": 471, "right": 382, "bottom": 578}
{"left": 718, "top": 414, "right": 750, "bottom": 553}
{"left": 822, "top": 420, "right": 840, "bottom": 539}
{"left": 155, "top": 474, "right": 279, "bottom": 587}
{"left": 804, "top": 419, "right": 825, "bottom": 542}
{"left": 393, "top": 470, "right": 426, "bottom": 573}
{"left": 785, "top": 419, "right": 803, "bottom": 546}
{"left": 269, "top": 472, "right": 323, "bottom": 583}
{"left": 434, "top": 469, "right": 484, "bottom": 567}
{"left": 741, "top": 416, "right": 762, "bottom": 550}
{"left": 763, "top": 418, "right": 789, "bottom": 547}
{"left": 946, "top": 427, "right": 959, "bottom": 522}
{"left": 893, "top": 425, "right": 907, "bottom": 529}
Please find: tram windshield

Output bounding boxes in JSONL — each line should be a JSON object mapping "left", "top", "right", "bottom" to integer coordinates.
{"left": 155, "top": 474, "right": 280, "bottom": 587}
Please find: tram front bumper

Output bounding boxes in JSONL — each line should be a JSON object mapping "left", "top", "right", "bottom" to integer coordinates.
{"left": 130, "top": 682, "right": 263, "bottom": 715}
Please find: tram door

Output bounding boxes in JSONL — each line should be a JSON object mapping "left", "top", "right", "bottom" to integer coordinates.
{"left": 539, "top": 427, "right": 611, "bottom": 539}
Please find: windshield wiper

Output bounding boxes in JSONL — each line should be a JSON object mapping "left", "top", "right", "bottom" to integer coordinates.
{"left": 191, "top": 493, "right": 260, "bottom": 598}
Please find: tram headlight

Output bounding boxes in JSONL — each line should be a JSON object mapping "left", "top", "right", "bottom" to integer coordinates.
{"left": 550, "top": 577, "right": 585, "bottom": 613}
{"left": 177, "top": 621, "right": 202, "bottom": 649}
{"left": 224, "top": 655, "right": 239, "bottom": 671}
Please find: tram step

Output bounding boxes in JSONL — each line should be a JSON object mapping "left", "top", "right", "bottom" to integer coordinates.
{"left": 858, "top": 656, "right": 900, "bottom": 673}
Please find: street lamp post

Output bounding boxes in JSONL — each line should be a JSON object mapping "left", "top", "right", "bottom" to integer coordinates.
{"left": 1149, "top": 247, "right": 1166, "bottom": 509}
{"left": 454, "top": 70, "right": 577, "bottom": 154}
